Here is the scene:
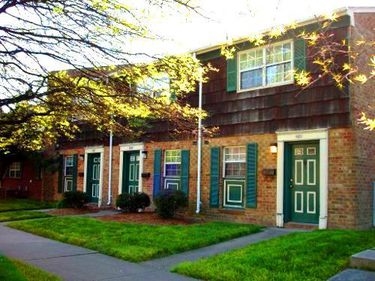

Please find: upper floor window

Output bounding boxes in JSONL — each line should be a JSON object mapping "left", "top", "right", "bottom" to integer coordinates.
{"left": 223, "top": 146, "right": 246, "bottom": 178}
{"left": 164, "top": 150, "right": 181, "bottom": 177}
{"left": 238, "top": 40, "right": 293, "bottom": 91}
{"left": 136, "top": 73, "right": 170, "bottom": 98}
{"left": 8, "top": 161, "right": 21, "bottom": 178}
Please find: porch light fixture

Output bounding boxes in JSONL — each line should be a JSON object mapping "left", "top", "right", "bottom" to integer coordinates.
{"left": 141, "top": 150, "right": 148, "bottom": 159}
{"left": 269, "top": 143, "right": 278, "bottom": 154}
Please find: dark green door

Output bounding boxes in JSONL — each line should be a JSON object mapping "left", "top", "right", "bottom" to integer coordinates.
{"left": 86, "top": 153, "right": 101, "bottom": 203}
{"left": 121, "top": 151, "right": 139, "bottom": 194}
{"left": 290, "top": 143, "right": 319, "bottom": 224}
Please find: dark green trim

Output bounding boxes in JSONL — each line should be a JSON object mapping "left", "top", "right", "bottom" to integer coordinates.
{"left": 57, "top": 155, "right": 63, "bottom": 193}
{"left": 72, "top": 154, "right": 78, "bottom": 191}
{"left": 181, "top": 150, "right": 190, "bottom": 195}
{"left": 294, "top": 38, "right": 306, "bottom": 72}
{"left": 246, "top": 143, "right": 258, "bottom": 208}
{"left": 153, "top": 149, "right": 162, "bottom": 198}
{"left": 197, "top": 49, "right": 221, "bottom": 62}
{"left": 210, "top": 147, "right": 220, "bottom": 207}
{"left": 283, "top": 143, "right": 292, "bottom": 222}
{"left": 226, "top": 56, "right": 237, "bottom": 93}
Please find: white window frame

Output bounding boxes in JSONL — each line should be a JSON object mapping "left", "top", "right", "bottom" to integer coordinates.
{"left": 238, "top": 40, "right": 294, "bottom": 92}
{"left": 164, "top": 150, "right": 181, "bottom": 177}
{"left": 64, "top": 155, "right": 74, "bottom": 177}
{"left": 8, "top": 161, "right": 21, "bottom": 178}
{"left": 223, "top": 146, "right": 246, "bottom": 178}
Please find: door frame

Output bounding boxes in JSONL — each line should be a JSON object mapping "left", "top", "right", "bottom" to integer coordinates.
{"left": 118, "top": 143, "right": 145, "bottom": 195}
{"left": 83, "top": 146, "right": 104, "bottom": 207}
{"left": 276, "top": 129, "right": 328, "bottom": 229}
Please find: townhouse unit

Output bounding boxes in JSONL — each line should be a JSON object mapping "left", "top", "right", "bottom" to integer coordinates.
{"left": 49, "top": 7, "right": 375, "bottom": 229}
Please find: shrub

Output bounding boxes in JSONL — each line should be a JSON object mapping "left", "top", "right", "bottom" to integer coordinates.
{"left": 154, "top": 189, "right": 188, "bottom": 219}
{"left": 58, "top": 191, "right": 89, "bottom": 209}
{"left": 116, "top": 192, "right": 151, "bottom": 212}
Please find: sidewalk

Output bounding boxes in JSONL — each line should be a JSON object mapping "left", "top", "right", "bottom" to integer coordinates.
{"left": 0, "top": 222, "right": 297, "bottom": 281}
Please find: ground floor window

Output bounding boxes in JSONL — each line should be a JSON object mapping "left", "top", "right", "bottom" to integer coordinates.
{"left": 8, "top": 161, "right": 21, "bottom": 178}
{"left": 210, "top": 143, "right": 258, "bottom": 208}
{"left": 153, "top": 149, "right": 190, "bottom": 196}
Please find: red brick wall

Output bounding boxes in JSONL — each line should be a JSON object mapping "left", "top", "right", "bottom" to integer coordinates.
{"left": 347, "top": 12, "right": 375, "bottom": 229}
{"left": 143, "top": 134, "right": 278, "bottom": 226}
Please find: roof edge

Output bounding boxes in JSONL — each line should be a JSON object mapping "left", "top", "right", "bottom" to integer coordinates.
{"left": 193, "top": 6, "right": 374, "bottom": 55}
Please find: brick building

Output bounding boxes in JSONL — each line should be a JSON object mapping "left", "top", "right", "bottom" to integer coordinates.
{"left": 49, "top": 7, "right": 375, "bottom": 229}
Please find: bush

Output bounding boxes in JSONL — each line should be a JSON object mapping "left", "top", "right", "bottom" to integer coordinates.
{"left": 58, "top": 191, "right": 89, "bottom": 209}
{"left": 154, "top": 189, "right": 188, "bottom": 219}
{"left": 116, "top": 192, "right": 151, "bottom": 212}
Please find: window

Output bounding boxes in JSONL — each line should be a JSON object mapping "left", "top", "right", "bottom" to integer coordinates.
{"left": 136, "top": 73, "right": 170, "bottom": 98}
{"left": 164, "top": 150, "right": 181, "bottom": 177}
{"left": 210, "top": 144, "right": 258, "bottom": 209}
{"left": 63, "top": 155, "right": 75, "bottom": 192}
{"left": 8, "top": 161, "right": 21, "bottom": 178}
{"left": 64, "top": 156, "right": 74, "bottom": 176}
{"left": 223, "top": 146, "right": 246, "bottom": 178}
{"left": 238, "top": 41, "right": 293, "bottom": 91}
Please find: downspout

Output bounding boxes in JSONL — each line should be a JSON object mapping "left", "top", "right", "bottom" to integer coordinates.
{"left": 107, "top": 129, "right": 113, "bottom": 205}
{"left": 196, "top": 64, "right": 203, "bottom": 214}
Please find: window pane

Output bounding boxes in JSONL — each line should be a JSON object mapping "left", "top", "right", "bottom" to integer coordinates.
{"left": 266, "top": 62, "right": 292, "bottom": 84}
{"left": 64, "top": 156, "right": 74, "bottom": 176}
{"left": 240, "top": 69, "right": 262, "bottom": 89}
{"left": 283, "top": 43, "right": 291, "bottom": 60}
{"left": 225, "top": 163, "right": 246, "bottom": 177}
{"left": 65, "top": 156, "right": 74, "bottom": 167}
{"left": 239, "top": 49, "right": 263, "bottom": 71}
{"left": 9, "top": 162, "right": 21, "bottom": 178}
{"left": 165, "top": 164, "right": 181, "bottom": 176}
{"left": 165, "top": 150, "right": 181, "bottom": 163}
{"left": 165, "top": 150, "right": 181, "bottom": 177}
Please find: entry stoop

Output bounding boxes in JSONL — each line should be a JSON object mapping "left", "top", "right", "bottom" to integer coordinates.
{"left": 283, "top": 222, "right": 318, "bottom": 230}
{"left": 350, "top": 249, "right": 375, "bottom": 271}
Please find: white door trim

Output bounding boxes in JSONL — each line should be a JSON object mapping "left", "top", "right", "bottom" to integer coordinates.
{"left": 84, "top": 146, "right": 104, "bottom": 207}
{"left": 118, "top": 143, "right": 145, "bottom": 195}
{"left": 276, "top": 128, "right": 328, "bottom": 229}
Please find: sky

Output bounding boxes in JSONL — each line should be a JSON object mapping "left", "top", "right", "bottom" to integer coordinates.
{"left": 141, "top": 0, "right": 375, "bottom": 56}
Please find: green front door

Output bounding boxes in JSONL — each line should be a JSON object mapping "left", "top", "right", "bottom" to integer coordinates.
{"left": 290, "top": 143, "right": 320, "bottom": 224}
{"left": 86, "top": 153, "right": 101, "bottom": 203}
{"left": 121, "top": 151, "right": 139, "bottom": 194}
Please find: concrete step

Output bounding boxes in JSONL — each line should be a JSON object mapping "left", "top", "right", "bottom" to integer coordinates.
{"left": 351, "top": 249, "right": 375, "bottom": 271}
{"left": 329, "top": 269, "right": 375, "bottom": 281}
{"left": 283, "top": 222, "right": 318, "bottom": 230}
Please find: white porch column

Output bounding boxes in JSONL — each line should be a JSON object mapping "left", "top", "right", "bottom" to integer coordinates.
{"left": 276, "top": 140, "right": 285, "bottom": 227}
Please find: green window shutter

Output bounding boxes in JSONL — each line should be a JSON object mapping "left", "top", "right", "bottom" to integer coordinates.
{"left": 246, "top": 143, "right": 258, "bottom": 208}
{"left": 181, "top": 150, "right": 190, "bottom": 195}
{"left": 57, "top": 155, "right": 63, "bottom": 193}
{"left": 72, "top": 154, "right": 78, "bottom": 191}
{"left": 210, "top": 147, "right": 220, "bottom": 207}
{"left": 226, "top": 55, "right": 237, "bottom": 93}
{"left": 294, "top": 38, "right": 306, "bottom": 72}
{"left": 153, "top": 149, "right": 162, "bottom": 198}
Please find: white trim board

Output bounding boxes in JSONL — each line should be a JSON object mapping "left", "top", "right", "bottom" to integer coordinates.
{"left": 276, "top": 128, "right": 328, "bottom": 229}
{"left": 83, "top": 146, "right": 104, "bottom": 207}
{"left": 118, "top": 143, "right": 145, "bottom": 195}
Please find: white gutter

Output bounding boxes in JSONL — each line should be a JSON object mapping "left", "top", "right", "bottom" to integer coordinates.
{"left": 107, "top": 129, "right": 113, "bottom": 205}
{"left": 196, "top": 66, "right": 203, "bottom": 214}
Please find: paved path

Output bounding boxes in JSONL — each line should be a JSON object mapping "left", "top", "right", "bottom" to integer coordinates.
{"left": 0, "top": 222, "right": 298, "bottom": 281}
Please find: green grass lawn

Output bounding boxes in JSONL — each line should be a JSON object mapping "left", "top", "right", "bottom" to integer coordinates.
{"left": 0, "top": 199, "right": 55, "bottom": 212}
{"left": 0, "top": 255, "right": 61, "bottom": 281}
{"left": 8, "top": 217, "right": 262, "bottom": 262}
{"left": 173, "top": 229, "right": 375, "bottom": 281}
{"left": 0, "top": 210, "right": 51, "bottom": 222}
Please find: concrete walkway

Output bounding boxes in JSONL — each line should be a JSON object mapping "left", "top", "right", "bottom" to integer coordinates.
{"left": 0, "top": 221, "right": 297, "bottom": 281}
